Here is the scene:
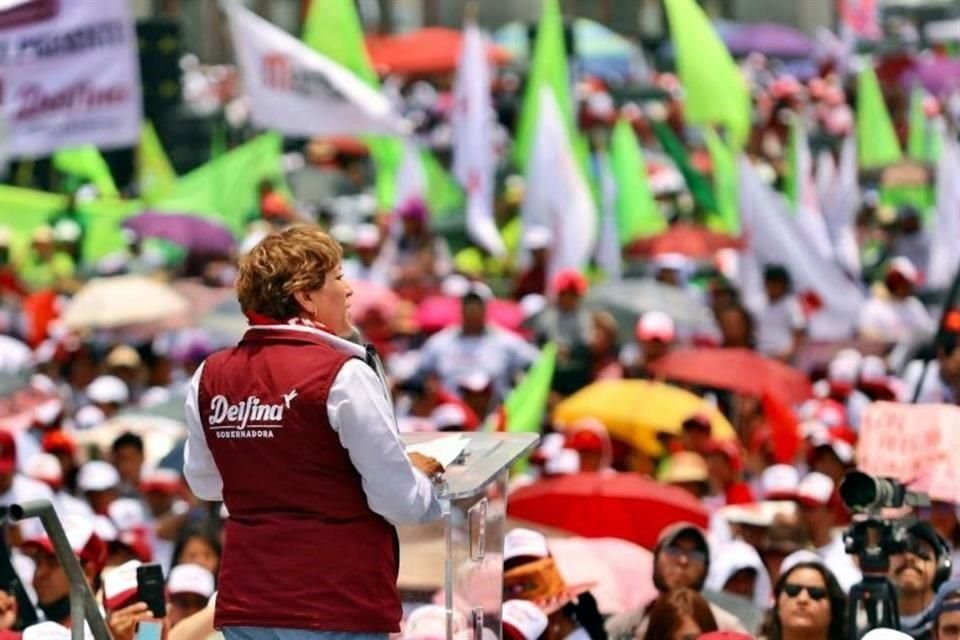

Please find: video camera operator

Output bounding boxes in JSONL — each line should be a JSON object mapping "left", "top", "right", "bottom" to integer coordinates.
{"left": 840, "top": 471, "right": 954, "bottom": 639}
{"left": 889, "top": 522, "right": 952, "bottom": 640}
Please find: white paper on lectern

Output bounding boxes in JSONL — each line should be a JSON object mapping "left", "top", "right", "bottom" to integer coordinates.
{"left": 405, "top": 435, "right": 467, "bottom": 469}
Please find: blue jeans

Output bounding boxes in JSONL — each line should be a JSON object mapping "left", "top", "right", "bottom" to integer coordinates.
{"left": 223, "top": 628, "right": 387, "bottom": 640}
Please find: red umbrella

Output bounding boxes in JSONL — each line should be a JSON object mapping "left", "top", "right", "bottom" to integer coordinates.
{"left": 365, "top": 28, "right": 511, "bottom": 75}
{"left": 648, "top": 348, "right": 813, "bottom": 463}
{"left": 647, "top": 348, "right": 812, "bottom": 406}
{"left": 507, "top": 472, "right": 708, "bottom": 550}
{"left": 415, "top": 295, "right": 524, "bottom": 334}
{"left": 626, "top": 223, "right": 743, "bottom": 260}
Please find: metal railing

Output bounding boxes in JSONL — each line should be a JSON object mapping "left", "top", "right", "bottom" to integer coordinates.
{"left": 9, "top": 500, "right": 109, "bottom": 640}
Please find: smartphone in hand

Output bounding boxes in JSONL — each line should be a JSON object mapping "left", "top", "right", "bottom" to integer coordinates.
{"left": 136, "top": 564, "right": 166, "bottom": 619}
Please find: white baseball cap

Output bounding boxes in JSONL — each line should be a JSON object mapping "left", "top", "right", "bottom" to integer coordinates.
{"left": 85, "top": 375, "right": 129, "bottom": 405}
{"left": 457, "top": 371, "right": 492, "bottom": 393}
{"left": 544, "top": 449, "right": 580, "bottom": 476}
{"left": 167, "top": 563, "right": 215, "bottom": 599}
{"left": 24, "top": 453, "right": 63, "bottom": 488}
{"left": 636, "top": 311, "right": 675, "bottom": 342}
{"left": 353, "top": 224, "right": 381, "bottom": 249}
{"left": 502, "top": 599, "right": 548, "bottom": 640}
{"left": 108, "top": 498, "right": 146, "bottom": 532}
{"left": 404, "top": 604, "right": 466, "bottom": 640}
{"left": 888, "top": 256, "right": 920, "bottom": 285}
{"left": 93, "top": 515, "right": 118, "bottom": 543}
{"left": 440, "top": 274, "right": 471, "bottom": 298}
{"left": 77, "top": 460, "right": 120, "bottom": 492}
{"left": 430, "top": 404, "right": 467, "bottom": 431}
{"left": 762, "top": 464, "right": 800, "bottom": 500}
{"left": 504, "top": 528, "right": 549, "bottom": 562}
{"left": 862, "top": 629, "right": 913, "bottom": 640}
{"left": 828, "top": 351, "right": 862, "bottom": 384}
{"left": 22, "top": 622, "right": 72, "bottom": 640}
{"left": 74, "top": 405, "right": 106, "bottom": 430}
{"left": 102, "top": 559, "right": 141, "bottom": 610}
{"left": 779, "top": 549, "right": 824, "bottom": 577}
{"left": 522, "top": 226, "right": 552, "bottom": 250}
{"left": 796, "top": 471, "right": 835, "bottom": 507}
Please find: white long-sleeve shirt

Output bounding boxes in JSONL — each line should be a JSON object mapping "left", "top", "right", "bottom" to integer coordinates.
{"left": 184, "top": 345, "right": 441, "bottom": 526}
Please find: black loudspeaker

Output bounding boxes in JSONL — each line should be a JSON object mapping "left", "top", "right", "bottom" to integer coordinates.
{"left": 136, "top": 18, "right": 182, "bottom": 120}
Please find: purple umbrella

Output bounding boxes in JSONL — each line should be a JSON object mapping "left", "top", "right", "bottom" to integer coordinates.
{"left": 721, "top": 22, "right": 816, "bottom": 59}
{"left": 903, "top": 58, "right": 960, "bottom": 97}
{"left": 123, "top": 212, "right": 236, "bottom": 255}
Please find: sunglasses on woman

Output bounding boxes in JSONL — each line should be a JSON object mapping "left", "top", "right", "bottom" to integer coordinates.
{"left": 783, "top": 583, "right": 828, "bottom": 600}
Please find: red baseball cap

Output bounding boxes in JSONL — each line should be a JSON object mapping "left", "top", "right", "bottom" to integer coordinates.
{"left": 551, "top": 269, "right": 588, "bottom": 296}
{"left": 22, "top": 516, "right": 107, "bottom": 575}
{"left": 41, "top": 430, "right": 76, "bottom": 458}
{"left": 0, "top": 432, "right": 17, "bottom": 474}
{"left": 704, "top": 439, "right": 744, "bottom": 473}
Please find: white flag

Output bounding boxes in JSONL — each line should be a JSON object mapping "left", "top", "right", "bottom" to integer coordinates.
{"left": 739, "top": 156, "right": 864, "bottom": 339}
{"left": 928, "top": 133, "right": 960, "bottom": 289}
{"left": 822, "top": 135, "right": 862, "bottom": 278}
{"left": 0, "top": 0, "right": 141, "bottom": 157}
{"left": 394, "top": 140, "right": 427, "bottom": 212}
{"left": 224, "top": 1, "right": 407, "bottom": 137}
{"left": 522, "top": 88, "right": 598, "bottom": 281}
{"left": 793, "top": 120, "right": 835, "bottom": 261}
{"left": 594, "top": 153, "right": 622, "bottom": 281}
{"left": 452, "top": 22, "right": 505, "bottom": 257}
{"left": 815, "top": 149, "right": 837, "bottom": 210}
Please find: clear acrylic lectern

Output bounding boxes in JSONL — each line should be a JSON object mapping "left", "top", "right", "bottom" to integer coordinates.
{"left": 401, "top": 432, "right": 539, "bottom": 640}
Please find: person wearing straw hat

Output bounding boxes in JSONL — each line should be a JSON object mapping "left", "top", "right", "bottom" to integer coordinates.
{"left": 503, "top": 528, "right": 605, "bottom": 640}
{"left": 183, "top": 225, "right": 443, "bottom": 639}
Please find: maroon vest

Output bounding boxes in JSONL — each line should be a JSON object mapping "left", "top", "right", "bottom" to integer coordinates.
{"left": 198, "top": 326, "right": 402, "bottom": 632}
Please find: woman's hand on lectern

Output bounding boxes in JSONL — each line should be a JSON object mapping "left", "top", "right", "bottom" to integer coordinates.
{"left": 409, "top": 453, "right": 444, "bottom": 480}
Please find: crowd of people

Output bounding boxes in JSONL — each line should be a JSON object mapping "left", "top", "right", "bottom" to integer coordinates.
{"left": 2, "top": 2, "right": 960, "bottom": 640}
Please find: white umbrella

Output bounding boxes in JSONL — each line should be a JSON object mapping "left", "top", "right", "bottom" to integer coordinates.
{"left": 61, "top": 275, "right": 189, "bottom": 330}
{"left": 73, "top": 414, "right": 186, "bottom": 468}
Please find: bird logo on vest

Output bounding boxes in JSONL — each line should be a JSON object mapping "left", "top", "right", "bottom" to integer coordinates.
{"left": 208, "top": 389, "right": 299, "bottom": 440}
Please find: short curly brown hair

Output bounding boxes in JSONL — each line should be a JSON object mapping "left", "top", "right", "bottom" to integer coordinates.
{"left": 236, "top": 225, "right": 343, "bottom": 321}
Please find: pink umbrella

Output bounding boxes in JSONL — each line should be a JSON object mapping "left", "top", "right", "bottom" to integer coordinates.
{"left": 415, "top": 295, "right": 525, "bottom": 334}
{"left": 347, "top": 280, "right": 400, "bottom": 320}
{"left": 548, "top": 537, "right": 656, "bottom": 615}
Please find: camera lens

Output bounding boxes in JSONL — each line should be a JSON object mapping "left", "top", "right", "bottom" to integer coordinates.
{"left": 840, "top": 471, "right": 893, "bottom": 510}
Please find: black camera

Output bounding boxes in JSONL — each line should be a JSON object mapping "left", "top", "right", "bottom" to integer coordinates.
{"left": 839, "top": 470, "right": 928, "bottom": 512}
{"left": 839, "top": 471, "right": 932, "bottom": 639}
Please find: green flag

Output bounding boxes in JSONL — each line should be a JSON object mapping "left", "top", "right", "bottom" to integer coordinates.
{"left": 907, "top": 87, "right": 926, "bottom": 161}
{"left": 703, "top": 127, "right": 740, "bottom": 234}
{"left": 0, "top": 185, "right": 66, "bottom": 259}
{"left": 652, "top": 120, "right": 718, "bottom": 214}
{"left": 503, "top": 343, "right": 557, "bottom": 434}
{"left": 420, "top": 150, "right": 464, "bottom": 218}
{"left": 664, "top": 0, "right": 750, "bottom": 149}
{"left": 210, "top": 121, "right": 227, "bottom": 161}
{"left": 609, "top": 119, "right": 666, "bottom": 243}
{"left": 303, "top": 0, "right": 378, "bottom": 86}
{"left": 513, "top": 0, "right": 572, "bottom": 169}
{"left": 302, "top": 0, "right": 403, "bottom": 212}
{"left": 154, "top": 133, "right": 284, "bottom": 234}
{"left": 856, "top": 66, "right": 902, "bottom": 169}
{"left": 53, "top": 146, "right": 119, "bottom": 197}
{"left": 137, "top": 121, "right": 177, "bottom": 201}
{"left": 79, "top": 198, "right": 143, "bottom": 262}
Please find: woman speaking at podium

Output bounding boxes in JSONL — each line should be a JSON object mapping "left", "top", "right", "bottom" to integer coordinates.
{"left": 183, "top": 225, "right": 443, "bottom": 639}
